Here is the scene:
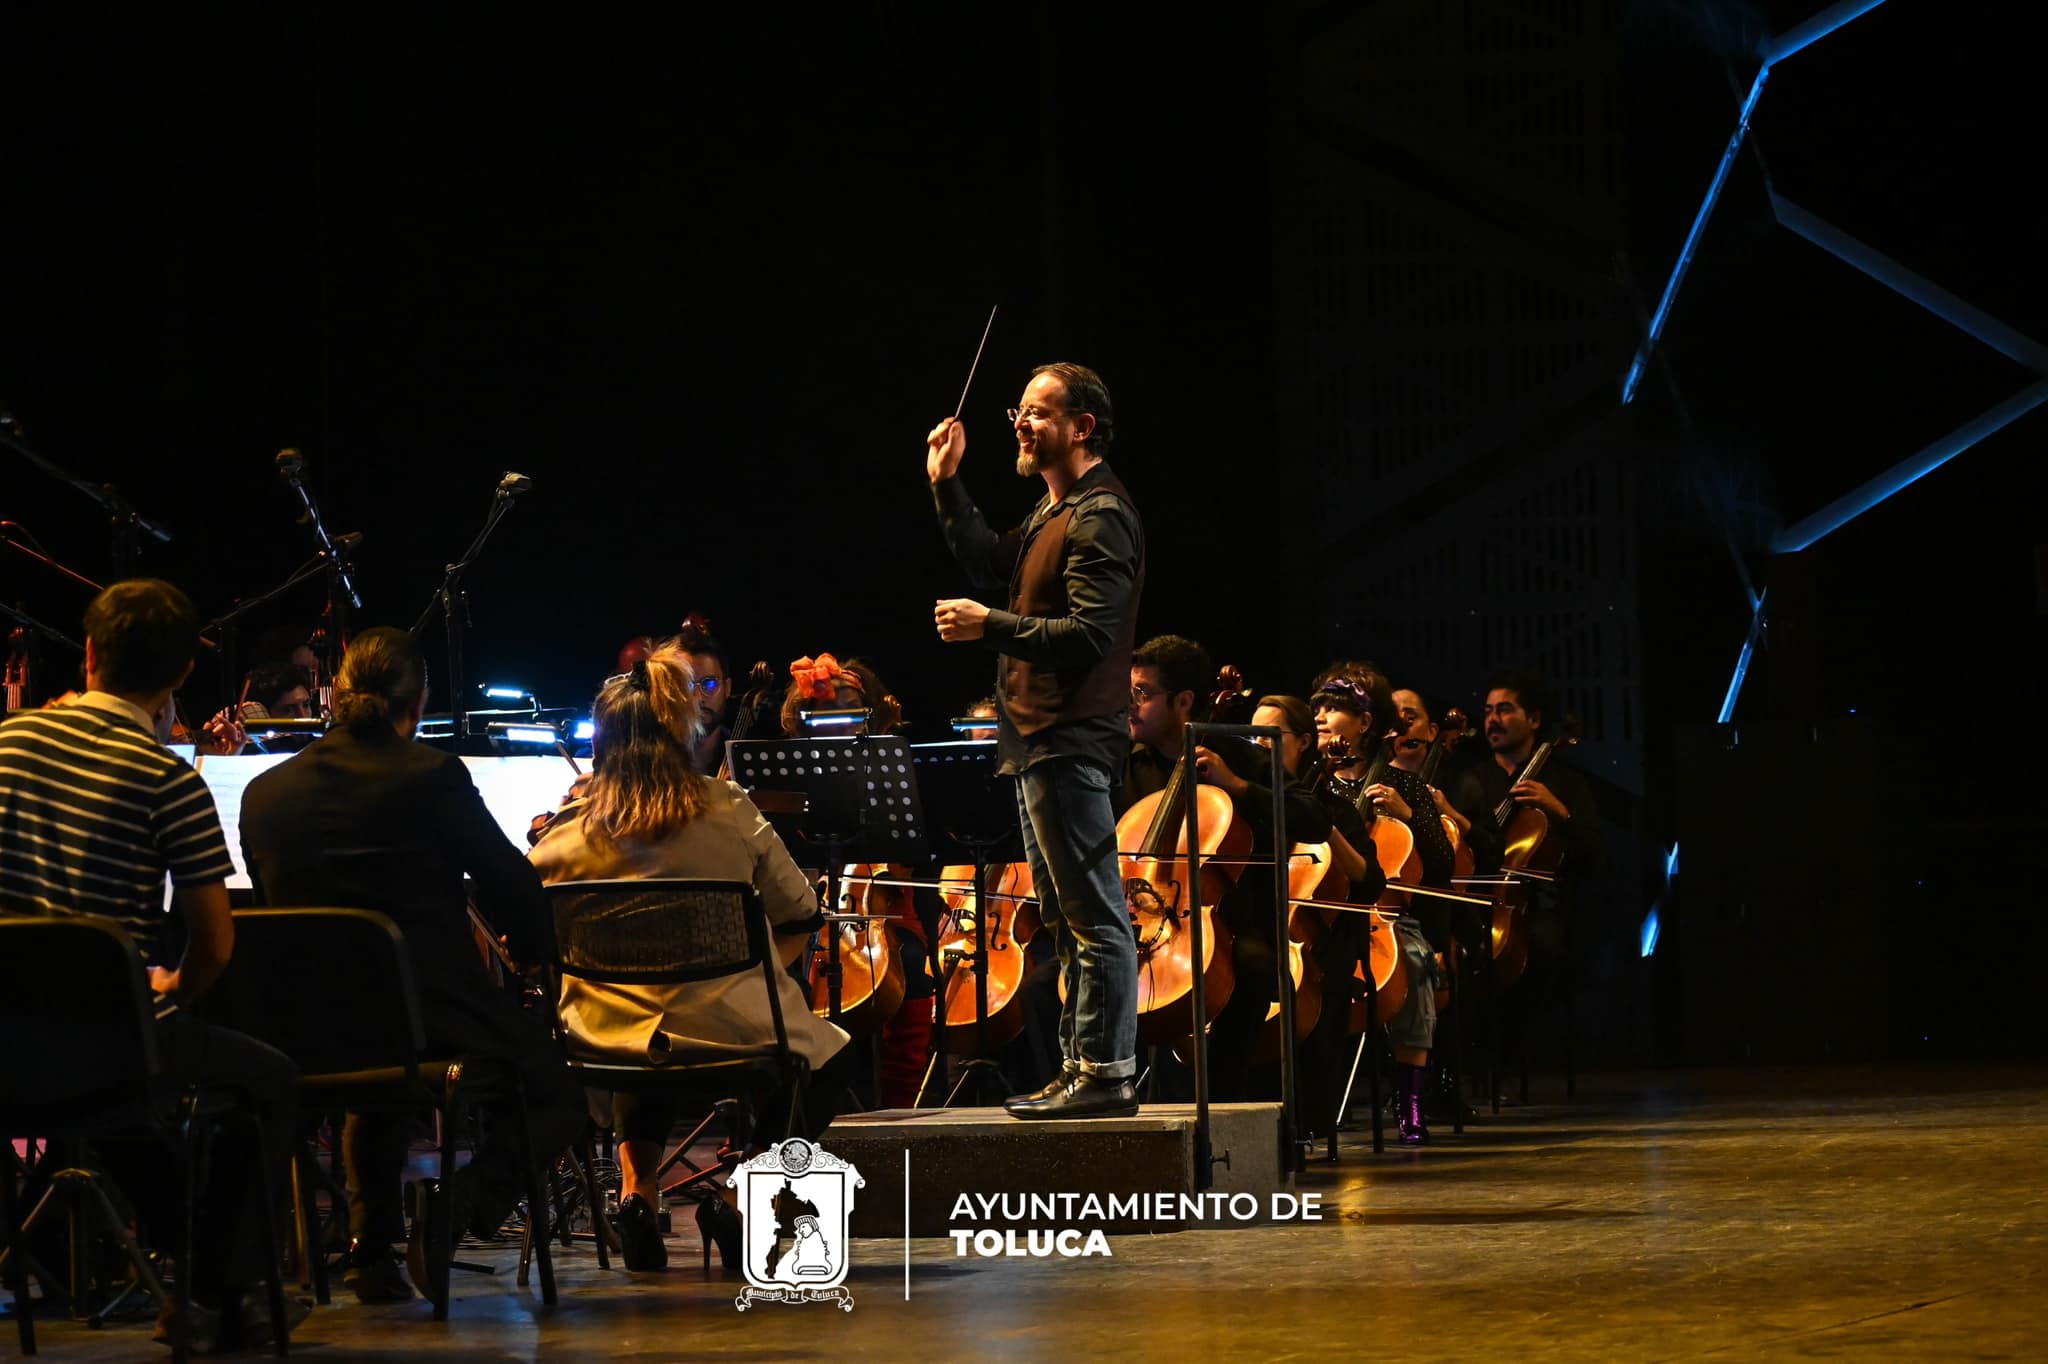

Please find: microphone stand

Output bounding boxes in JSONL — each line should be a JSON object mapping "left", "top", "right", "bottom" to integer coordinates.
{"left": 1, "top": 416, "right": 173, "bottom": 573}
{"left": 0, "top": 521, "right": 105, "bottom": 597}
{"left": 0, "top": 599, "right": 81, "bottom": 654}
{"left": 203, "top": 552, "right": 346, "bottom": 707}
{"left": 0, "top": 523, "right": 219, "bottom": 657}
{"left": 276, "top": 450, "right": 361, "bottom": 698}
{"left": 411, "top": 475, "right": 530, "bottom": 751}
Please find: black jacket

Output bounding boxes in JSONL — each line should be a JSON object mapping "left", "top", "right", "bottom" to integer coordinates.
{"left": 239, "top": 724, "right": 549, "bottom": 1048}
{"left": 933, "top": 461, "right": 1144, "bottom": 776}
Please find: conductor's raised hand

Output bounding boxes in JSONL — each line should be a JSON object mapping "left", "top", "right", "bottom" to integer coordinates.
{"left": 927, "top": 417, "right": 965, "bottom": 484}
{"left": 934, "top": 597, "right": 989, "bottom": 642}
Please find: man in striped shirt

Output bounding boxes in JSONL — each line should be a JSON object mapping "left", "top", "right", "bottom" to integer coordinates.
{"left": 0, "top": 584, "right": 236, "bottom": 997}
{"left": 0, "top": 579, "right": 302, "bottom": 1350}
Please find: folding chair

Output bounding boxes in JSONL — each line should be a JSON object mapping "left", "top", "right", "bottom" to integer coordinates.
{"left": 541, "top": 879, "right": 810, "bottom": 1258}
{"left": 0, "top": 916, "right": 291, "bottom": 1358}
{"left": 216, "top": 908, "right": 556, "bottom": 1320}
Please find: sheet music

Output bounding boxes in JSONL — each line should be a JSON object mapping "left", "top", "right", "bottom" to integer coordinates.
{"left": 458, "top": 755, "right": 582, "bottom": 849}
{"left": 191, "top": 754, "right": 294, "bottom": 888}
{"left": 193, "top": 752, "right": 577, "bottom": 888}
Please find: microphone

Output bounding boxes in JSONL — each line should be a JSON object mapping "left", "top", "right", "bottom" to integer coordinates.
{"left": 496, "top": 471, "right": 533, "bottom": 497}
{"left": 276, "top": 448, "right": 306, "bottom": 481}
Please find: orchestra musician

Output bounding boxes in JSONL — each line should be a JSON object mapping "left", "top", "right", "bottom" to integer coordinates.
{"left": 1471, "top": 669, "right": 1597, "bottom": 875}
{"left": 928, "top": 361, "right": 1147, "bottom": 1119}
{"left": 529, "top": 649, "right": 850, "bottom": 1272}
{"left": 1468, "top": 668, "right": 1599, "bottom": 1085}
{"left": 777, "top": 651, "right": 936, "bottom": 1110}
{"left": 672, "top": 613, "right": 732, "bottom": 775}
{"left": 961, "top": 694, "right": 1000, "bottom": 741}
{"left": 1252, "top": 692, "right": 1384, "bottom": 1138}
{"left": 0, "top": 580, "right": 302, "bottom": 1350}
{"left": 237, "top": 626, "right": 586, "bottom": 1309}
{"left": 1387, "top": 683, "right": 1489, "bottom": 1121}
{"left": 1311, "top": 662, "right": 1442, "bottom": 1144}
{"left": 1393, "top": 684, "right": 1501, "bottom": 873}
{"left": 1123, "top": 635, "right": 1332, "bottom": 1103}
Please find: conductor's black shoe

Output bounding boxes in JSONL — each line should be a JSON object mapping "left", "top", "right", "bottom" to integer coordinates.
{"left": 1002, "top": 1066, "right": 1078, "bottom": 1113}
{"left": 1004, "top": 1073, "right": 1139, "bottom": 1120}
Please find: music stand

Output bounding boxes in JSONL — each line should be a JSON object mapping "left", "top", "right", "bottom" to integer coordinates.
{"left": 908, "top": 740, "right": 1024, "bottom": 1107}
{"left": 726, "top": 735, "right": 930, "bottom": 1101}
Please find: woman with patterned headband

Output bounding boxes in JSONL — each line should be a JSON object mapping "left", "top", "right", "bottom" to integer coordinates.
{"left": 1310, "top": 660, "right": 1443, "bottom": 1147}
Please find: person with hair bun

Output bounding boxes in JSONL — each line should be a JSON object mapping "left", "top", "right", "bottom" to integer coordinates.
{"left": 239, "top": 625, "right": 587, "bottom": 1308}
{"left": 530, "top": 646, "right": 850, "bottom": 1272}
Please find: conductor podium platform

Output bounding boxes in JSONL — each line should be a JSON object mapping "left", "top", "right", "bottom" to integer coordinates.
{"left": 823, "top": 1103, "right": 1289, "bottom": 1237}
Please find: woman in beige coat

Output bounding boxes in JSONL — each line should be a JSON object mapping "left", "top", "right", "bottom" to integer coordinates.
{"left": 530, "top": 647, "right": 847, "bottom": 1270}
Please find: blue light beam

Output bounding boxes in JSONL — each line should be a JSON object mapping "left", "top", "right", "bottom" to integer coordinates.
{"left": 1622, "top": 69, "right": 1769, "bottom": 405}
{"left": 1770, "top": 379, "right": 2048, "bottom": 552}
{"left": 1718, "top": 588, "right": 1768, "bottom": 723}
{"left": 1768, "top": 0, "right": 1892, "bottom": 65}
{"left": 1621, "top": 0, "right": 1893, "bottom": 404}
{"left": 1771, "top": 194, "right": 2048, "bottom": 375}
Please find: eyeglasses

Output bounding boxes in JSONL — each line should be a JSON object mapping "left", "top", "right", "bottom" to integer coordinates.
{"left": 1131, "top": 682, "right": 1166, "bottom": 704}
{"left": 1007, "top": 404, "right": 1068, "bottom": 426}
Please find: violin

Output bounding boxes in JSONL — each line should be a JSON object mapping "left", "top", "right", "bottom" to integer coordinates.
{"left": 1115, "top": 743, "right": 1247, "bottom": 1044}
{"left": 805, "top": 863, "right": 912, "bottom": 1037}
{"left": 931, "top": 861, "right": 1040, "bottom": 1055}
{"left": 1486, "top": 721, "right": 1581, "bottom": 989}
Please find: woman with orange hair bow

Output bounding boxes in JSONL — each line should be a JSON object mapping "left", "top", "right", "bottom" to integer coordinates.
{"left": 779, "top": 652, "right": 932, "bottom": 1108}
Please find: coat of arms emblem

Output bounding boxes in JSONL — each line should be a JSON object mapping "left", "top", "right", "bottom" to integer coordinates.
{"left": 729, "top": 1137, "right": 865, "bottom": 1311}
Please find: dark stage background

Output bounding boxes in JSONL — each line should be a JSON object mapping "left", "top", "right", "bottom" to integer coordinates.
{"left": 5, "top": 2, "right": 2044, "bottom": 1063}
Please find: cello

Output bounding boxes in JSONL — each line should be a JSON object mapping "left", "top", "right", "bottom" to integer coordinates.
{"left": 930, "top": 861, "right": 1040, "bottom": 1054}
{"left": 1321, "top": 731, "right": 1418, "bottom": 1033}
{"left": 1117, "top": 743, "right": 1246, "bottom": 1044}
{"left": 805, "top": 864, "right": 911, "bottom": 1037}
{"left": 1486, "top": 724, "right": 1580, "bottom": 989}
{"left": 1250, "top": 837, "right": 1331, "bottom": 1063}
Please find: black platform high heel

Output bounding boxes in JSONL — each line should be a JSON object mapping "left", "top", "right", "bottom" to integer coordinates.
{"left": 696, "top": 1195, "right": 741, "bottom": 1273}
{"left": 618, "top": 1194, "right": 668, "bottom": 1271}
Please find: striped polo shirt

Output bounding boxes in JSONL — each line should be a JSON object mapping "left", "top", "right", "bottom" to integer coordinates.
{"left": 0, "top": 693, "right": 236, "bottom": 970}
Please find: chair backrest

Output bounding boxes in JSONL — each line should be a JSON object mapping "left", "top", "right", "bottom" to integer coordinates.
{"left": 215, "top": 909, "right": 429, "bottom": 1078}
{"left": 544, "top": 879, "right": 765, "bottom": 984}
{"left": 543, "top": 878, "right": 793, "bottom": 1050}
{"left": 0, "top": 916, "right": 160, "bottom": 1131}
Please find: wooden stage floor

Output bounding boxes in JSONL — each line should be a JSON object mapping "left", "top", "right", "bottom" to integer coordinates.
{"left": 15, "top": 1063, "right": 2047, "bottom": 1360}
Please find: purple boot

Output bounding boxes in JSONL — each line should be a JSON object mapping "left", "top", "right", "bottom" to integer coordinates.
{"left": 1395, "top": 1064, "right": 1430, "bottom": 1146}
